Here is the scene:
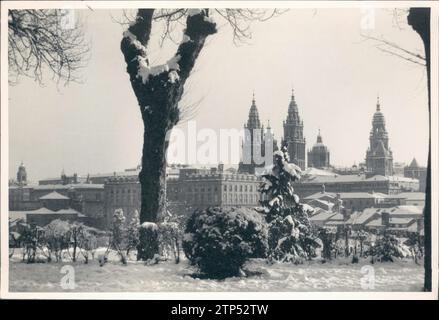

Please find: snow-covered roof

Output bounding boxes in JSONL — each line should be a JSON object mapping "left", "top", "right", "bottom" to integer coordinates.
{"left": 35, "top": 184, "right": 104, "bottom": 190}
{"left": 346, "top": 208, "right": 381, "bottom": 225}
{"left": 9, "top": 211, "right": 27, "bottom": 222}
{"left": 398, "top": 192, "right": 426, "bottom": 201}
{"left": 365, "top": 218, "right": 383, "bottom": 228}
{"left": 27, "top": 207, "right": 56, "bottom": 215}
{"left": 56, "top": 208, "right": 80, "bottom": 214}
{"left": 302, "top": 167, "right": 336, "bottom": 177}
{"left": 39, "top": 191, "right": 70, "bottom": 200}
{"left": 389, "top": 217, "right": 415, "bottom": 225}
{"left": 301, "top": 174, "right": 419, "bottom": 184}
{"left": 386, "top": 205, "right": 423, "bottom": 216}
{"left": 305, "top": 191, "right": 388, "bottom": 201}
{"left": 309, "top": 210, "right": 337, "bottom": 222}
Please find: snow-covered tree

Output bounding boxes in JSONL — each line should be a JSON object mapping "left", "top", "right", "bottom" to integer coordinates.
{"left": 110, "top": 208, "right": 140, "bottom": 264}
{"left": 259, "top": 143, "right": 319, "bottom": 263}
{"left": 371, "top": 232, "right": 407, "bottom": 262}
{"left": 120, "top": 9, "right": 283, "bottom": 260}
{"left": 318, "top": 227, "right": 337, "bottom": 261}
{"left": 157, "top": 206, "right": 185, "bottom": 264}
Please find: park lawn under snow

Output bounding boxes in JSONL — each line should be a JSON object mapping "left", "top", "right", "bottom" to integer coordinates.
{"left": 9, "top": 252, "right": 424, "bottom": 292}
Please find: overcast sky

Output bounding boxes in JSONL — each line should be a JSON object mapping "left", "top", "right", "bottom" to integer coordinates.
{"left": 8, "top": 8, "right": 429, "bottom": 182}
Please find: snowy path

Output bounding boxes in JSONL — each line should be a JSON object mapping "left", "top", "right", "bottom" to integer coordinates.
{"left": 9, "top": 258, "right": 424, "bottom": 292}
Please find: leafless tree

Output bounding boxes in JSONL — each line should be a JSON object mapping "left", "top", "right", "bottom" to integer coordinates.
{"left": 361, "top": 9, "right": 426, "bottom": 67}
{"left": 407, "top": 7, "right": 431, "bottom": 293}
{"left": 120, "top": 8, "right": 284, "bottom": 260}
{"left": 8, "top": 9, "right": 89, "bottom": 85}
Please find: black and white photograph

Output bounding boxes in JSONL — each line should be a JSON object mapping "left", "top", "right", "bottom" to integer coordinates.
{"left": 0, "top": 1, "right": 437, "bottom": 299}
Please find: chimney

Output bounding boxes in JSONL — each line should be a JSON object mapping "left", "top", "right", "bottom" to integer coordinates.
{"left": 381, "top": 211, "right": 390, "bottom": 227}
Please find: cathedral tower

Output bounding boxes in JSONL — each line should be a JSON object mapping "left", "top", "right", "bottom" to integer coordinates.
{"left": 239, "top": 94, "right": 278, "bottom": 174}
{"left": 16, "top": 162, "right": 27, "bottom": 185}
{"left": 282, "top": 89, "right": 306, "bottom": 170}
{"left": 239, "top": 94, "right": 265, "bottom": 174}
{"left": 365, "top": 96, "right": 393, "bottom": 176}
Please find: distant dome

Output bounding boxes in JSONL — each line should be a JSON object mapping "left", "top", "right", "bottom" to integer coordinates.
{"left": 311, "top": 130, "right": 328, "bottom": 152}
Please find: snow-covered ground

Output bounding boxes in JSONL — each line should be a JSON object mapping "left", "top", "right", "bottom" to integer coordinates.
{"left": 9, "top": 250, "right": 424, "bottom": 292}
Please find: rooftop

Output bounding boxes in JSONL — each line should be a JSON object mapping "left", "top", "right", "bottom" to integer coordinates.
{"left": 39, "top": 191, "right": 70, "bottom": 200}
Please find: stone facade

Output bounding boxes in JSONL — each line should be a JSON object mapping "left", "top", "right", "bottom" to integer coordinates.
{"left": 167, "top": 166, "right": 262, "bottom": 208}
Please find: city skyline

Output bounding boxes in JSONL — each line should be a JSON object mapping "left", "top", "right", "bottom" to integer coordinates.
{"left": 8, "top": 8, "right": 429, "bottom": 181}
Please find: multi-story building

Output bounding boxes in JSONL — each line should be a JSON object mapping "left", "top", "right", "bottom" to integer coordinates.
{"left": 9, "top": 163, "right": 106, "bottom": 227}
{"left": 104, "top": 175, "right": 141, "bottom": 228}
{"left": 282, "top": 89, "right": 306, "bottom": 170}
{"left": 293, "top": 173, "right": 419, "bottom": 199}
{"left": 102, "top": 165, "right": 263, "bottom": 227}
{"left": 167, "top": 165, "right": 262, "bottom": 208}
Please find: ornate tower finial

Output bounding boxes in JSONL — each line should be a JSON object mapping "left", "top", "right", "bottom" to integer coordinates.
{"left": 317, "top": 128, "right": 323, "bottom": 143}
{"left": 376, "top": 94, "right": 380, "bottom": 112}
{"left": 252, "top": 91, "right": 255, "bottom": 104}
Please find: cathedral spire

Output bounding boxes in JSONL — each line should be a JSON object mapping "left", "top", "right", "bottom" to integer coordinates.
{"left": 246, "top": 93, "right": 261, "bottom": 129}
{"left": 376, "top": 94, "right": 381, "bottom": 112}
{"left": 283, "top": 88, "right": 306, "bottom": 170}
{"left": 317, "top": 129, "right": 322, "bottom": 143}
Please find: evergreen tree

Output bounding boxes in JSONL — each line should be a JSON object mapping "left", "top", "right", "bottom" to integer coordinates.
{"left": 372, "top": 232, "right": 406, "bottom": 262}
{"left": 260, "top": 143, "right": 319, "bottom": 263}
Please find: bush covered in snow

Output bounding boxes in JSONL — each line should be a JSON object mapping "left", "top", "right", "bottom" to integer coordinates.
{"left": 371, "top": 232, "right": 410, "bottom": 262}
{"left": 158, "top": 208, "right": 184, "bottom": 264}
{"left": 260, "top": 143, "right": 319, "bottom": 264}
{"left": 110, "top": 209, "right": 140, "bottom": 264}
{"left": 183, "top": 207, "right": 268, "bottom": 278}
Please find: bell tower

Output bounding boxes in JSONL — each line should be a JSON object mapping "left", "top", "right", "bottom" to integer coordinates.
{"left": 16, "top": 161, "right": 27, "bottom": 185}
{"left": 282, "top": 88, "right": 306, "bottom": 170}
{"left": 365, "top": 96, "right": 393, "bottom": 176}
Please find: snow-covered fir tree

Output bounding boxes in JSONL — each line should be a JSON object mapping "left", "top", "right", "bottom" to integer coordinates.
{"left": 259, "top": 142, "right": 319, "bottom": 263}
{"left": 372, "top": 232, "right": 409, "bottom": 262}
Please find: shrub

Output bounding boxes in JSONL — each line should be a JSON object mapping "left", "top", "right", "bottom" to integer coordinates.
{"left": 371, "top": 232, "right": 407, "bottom": 262}
{"left": 110, "top": 209, "right": 140, "bottom": 264}
{"left": 183, "top": 207, "right": 268, "bottom": 279}
{"left": 158, "top": 221, "right": 182, "bottom": 263}
{"left": 44, "top": 219, "right": 71, "bottom": 262}
{"left": 158, "top": 208, "right": 185, "bottom": 264}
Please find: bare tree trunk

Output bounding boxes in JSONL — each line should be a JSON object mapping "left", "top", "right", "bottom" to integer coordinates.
{"left": 408, "top": 7, "right": 431, "bottom": 292}
{"left": 121, "top": 9, "right": 217, "bottom": 260}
